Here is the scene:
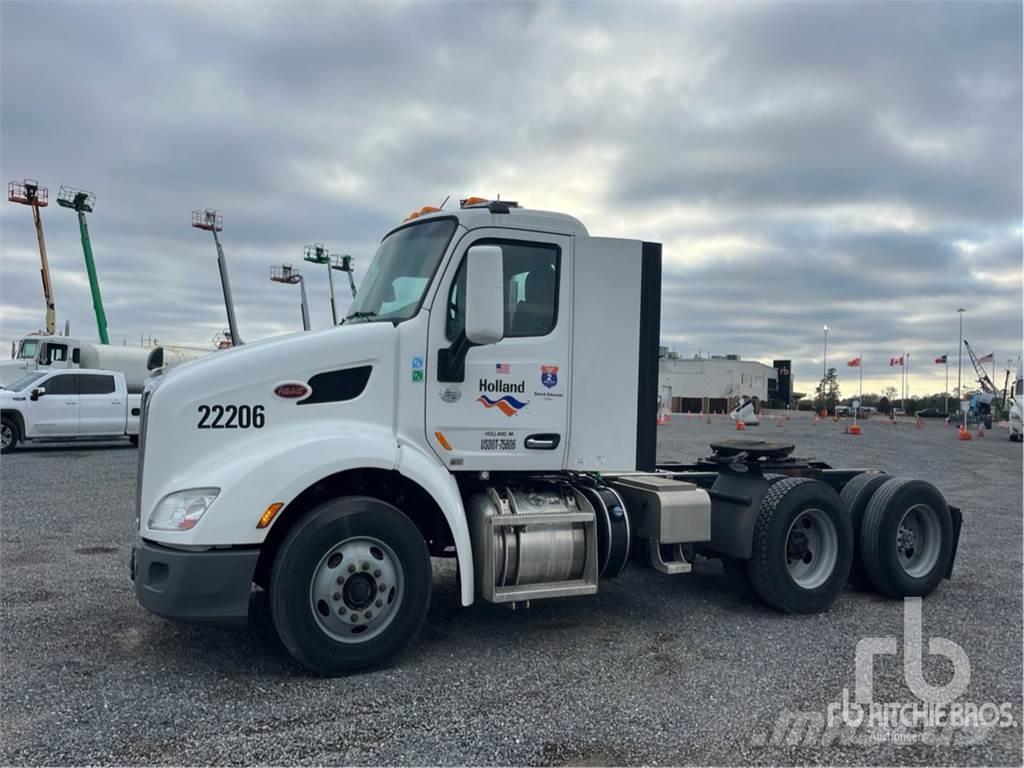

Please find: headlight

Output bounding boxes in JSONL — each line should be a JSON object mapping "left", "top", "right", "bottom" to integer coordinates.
{"left": 149, "top": 488, "right": 219, "bottom": 531}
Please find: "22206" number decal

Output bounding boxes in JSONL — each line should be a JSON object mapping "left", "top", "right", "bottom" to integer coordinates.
{"left": 197, "top": 404, "right": 266, "bottom": 429}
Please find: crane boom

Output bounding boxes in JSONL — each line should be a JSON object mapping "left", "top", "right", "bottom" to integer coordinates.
{"left": 32, "top": 204, "right": 56, "bottom": 335}
{"left": 8, "top": 180, "right": 56, "bottom": 335}
{"left": 963, "top": 339, "right": 998, "bottom": 395}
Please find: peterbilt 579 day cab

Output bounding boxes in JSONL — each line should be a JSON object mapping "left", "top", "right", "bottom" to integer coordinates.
{"left": 132, "top": 198, "right": 962, "bottom": 675}
{"left": 0, "top": 368, "right": 140, "bottom": 452}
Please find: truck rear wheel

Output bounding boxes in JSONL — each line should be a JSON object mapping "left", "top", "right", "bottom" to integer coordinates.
{"left": 839, "top": 473, "right": 890, "bottom": 590}
{"left": 859, "top": 478, "right": 952, "bottom": 598}
{"left": 1, "top": 417, "right": 19, "bottom": 454}
{"left": 270, "top": 496, "right": 432, "bottom": 675}
{"left": 747, "top": 478, "right": 852, "bottom": 614}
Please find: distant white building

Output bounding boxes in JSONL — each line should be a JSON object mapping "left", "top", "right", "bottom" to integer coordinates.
{"left": 658, "top": 351, "right": 777, "bottom": 413}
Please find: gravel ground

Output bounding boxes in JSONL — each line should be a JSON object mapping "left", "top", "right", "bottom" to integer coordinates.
{"left": 1, "top": 415, "right": 1021, "bottom": 766}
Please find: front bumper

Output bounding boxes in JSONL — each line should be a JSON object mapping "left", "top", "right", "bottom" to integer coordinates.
{"left": 132, "top": 539, "right": 259, "bottom": 627}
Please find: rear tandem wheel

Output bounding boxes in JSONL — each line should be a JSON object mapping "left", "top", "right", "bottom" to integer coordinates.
{"left": 744, "top": 477, "right": 853, "bottom": 614}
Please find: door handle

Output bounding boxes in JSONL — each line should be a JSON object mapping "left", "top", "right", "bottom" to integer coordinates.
{"left": 65, "top": 401, "right": 77, "bottom": 405}
{"left": 525, "top": 433, "right": 561, "bottom": 450}
{"left": 111, "top": 401, "right": 122, "bottom": 405}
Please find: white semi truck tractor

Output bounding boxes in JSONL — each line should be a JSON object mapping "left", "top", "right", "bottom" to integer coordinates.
{"left": 132, "top": 199, "right": 962, "bottom": 675}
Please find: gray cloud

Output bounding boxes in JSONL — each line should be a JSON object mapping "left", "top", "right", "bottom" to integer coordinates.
{"left": 1, "top": 0, "right": 1020, "bottom": 394}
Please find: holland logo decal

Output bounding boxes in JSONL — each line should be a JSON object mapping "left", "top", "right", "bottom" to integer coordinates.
{"left": 541, "top": 365, "right": 559, "bottom": 389}
{"left": 477, "top": 395, "right": 528, "bottom": 417}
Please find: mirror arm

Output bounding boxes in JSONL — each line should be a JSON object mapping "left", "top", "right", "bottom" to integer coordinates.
{"left": 437, "top": 331, "right": 475, "bottom": 383}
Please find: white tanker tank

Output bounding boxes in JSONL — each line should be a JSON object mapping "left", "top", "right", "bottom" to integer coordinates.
{"left": 1, "top": 335, "right": 211, "bottom": 392}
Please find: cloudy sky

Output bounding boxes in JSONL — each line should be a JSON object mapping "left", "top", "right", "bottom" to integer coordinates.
{"left": 2, "top": 1, "right": 1021, "bottom": 396}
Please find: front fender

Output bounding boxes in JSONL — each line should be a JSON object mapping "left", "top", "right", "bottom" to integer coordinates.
{"left": 143, "top": 423, "right": 399, "bottom": 546}
{"left": 397, "top": 438, "right": 473, "bottom": 606}
{"left": 143, "top": 425, "right": 475, "bottom": 606}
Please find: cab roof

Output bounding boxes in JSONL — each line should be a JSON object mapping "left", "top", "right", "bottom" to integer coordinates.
{"left": 390, "top": 198, "right": 589, "bottom": 239}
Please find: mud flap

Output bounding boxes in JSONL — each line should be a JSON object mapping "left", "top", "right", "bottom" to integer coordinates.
{"left": 945, "top": 504, "right": 962, "bottom": 579}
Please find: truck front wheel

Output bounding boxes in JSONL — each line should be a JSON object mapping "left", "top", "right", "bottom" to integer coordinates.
{"left": 1, "top": 417, "right": 19, "bottom": 454}
{"left": 270, "top": 496, "right": 432, "bottom": 675}
{"left": 747, "top": 478, "right": 853, "bottom": 614}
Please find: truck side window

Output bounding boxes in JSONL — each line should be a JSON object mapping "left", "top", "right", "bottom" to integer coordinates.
{"left": 42, "top": 374, "right": 76, "bottom": 396}
{"left": 78, "top": 374, "right": 116, "bottom": 395}
{"left": 44, "top": 344, "right": 68, "bottom": 364}
{"left": 446, "top": 240, "right": 560, "bottom": 340}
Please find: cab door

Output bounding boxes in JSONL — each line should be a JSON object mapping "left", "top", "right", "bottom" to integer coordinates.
{"left": 27, "top": 372, "right": 79, "bottom": 437}
{"left": 78, "top": 373, "right": 123, "bottom": 435}
{"left": 425, "top": 229, "right": 572, "bottom": 472}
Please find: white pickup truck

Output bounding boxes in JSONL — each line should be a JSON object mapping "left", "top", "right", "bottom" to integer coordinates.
{"left": 0, "top": 368, "right": 141, "bottom": 453}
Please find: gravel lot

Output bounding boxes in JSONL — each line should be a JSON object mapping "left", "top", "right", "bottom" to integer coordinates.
{"left": 2, "top": 415, "right": 1021, "bottom": 766}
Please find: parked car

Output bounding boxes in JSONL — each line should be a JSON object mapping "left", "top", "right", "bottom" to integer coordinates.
{"left": 915, "top": 408, "right": 948, "bottom": 419}
{"left": 0, "top": 368, "right": 140, "bottom": 452}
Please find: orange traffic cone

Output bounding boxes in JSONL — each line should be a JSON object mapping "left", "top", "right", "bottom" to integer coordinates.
{"left": 958, "top": 426, "right": 972, "bottom": 441}
{"left": 657, "top": 413, "right": 667, "bottom": 426}
{"left": 736, "top": 419, "right": 746, "bottom": 431}
{"left": 848, "top": 424, "right": 861, "bottom": 435}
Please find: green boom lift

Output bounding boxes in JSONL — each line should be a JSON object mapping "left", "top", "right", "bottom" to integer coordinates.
{"left": 57, "top": 186, "right": 108, "bottom": 344}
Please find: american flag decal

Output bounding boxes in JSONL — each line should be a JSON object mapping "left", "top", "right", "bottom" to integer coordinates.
{"left": 495, "top": 363, "right": 510, "bottom": 374}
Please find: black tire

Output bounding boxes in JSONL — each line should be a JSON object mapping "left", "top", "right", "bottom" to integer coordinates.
{"left": 270, "top": 496, "right": 432, "bottom": 675}
{"left": 840, "top": 473, "right": 891, "bottom": 590}
{"left": 1, "top": 417, "right": 19, "bottom": 454}
{"left": 747, "top": 478, "right": 853, "bottom": 614}
{"left": 860, "top": 478, "right": 952, "bottom": 598}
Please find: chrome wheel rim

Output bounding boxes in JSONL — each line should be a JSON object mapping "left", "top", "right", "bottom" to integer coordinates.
{"left": 309, "top": 536, "right": 404, "bottom": 644}
{"left": 784, "top": 508, "right": 838, "bottom": 589}
{"left": 1, "top": 423, "right": 12, "bottom": 450}
{"left": 897, "top": 504, "right": 942, "bottom": 578}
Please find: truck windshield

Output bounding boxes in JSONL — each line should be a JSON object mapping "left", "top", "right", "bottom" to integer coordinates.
{"left": 4, "top": 372, "right": 46, "bottom": 392}
{"left": 345, "top": 218, "right": 458, "bottom": 323}
{"left": 16, "top": 340, "right": 39, "bottom": 360}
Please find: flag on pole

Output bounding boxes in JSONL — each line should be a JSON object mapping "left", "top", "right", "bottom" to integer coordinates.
{"left": 847, "top": 356, "right": 862, "bottom": 367}
{"left": 935, "top": 354, "right": 947, "bottom": 364}
{"left": 978, "top": 352, "right": 994, "bottom": 363}
{"left": 889, "top": 356, "right": 904, "bottom": 366}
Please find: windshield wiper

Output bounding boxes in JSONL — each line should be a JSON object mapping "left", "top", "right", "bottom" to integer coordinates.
{"left": 344, "top": 310, "right": 378, "bottom": 323}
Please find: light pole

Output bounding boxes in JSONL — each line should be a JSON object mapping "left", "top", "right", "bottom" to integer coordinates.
{"left": 192, "top": 209, "right": 243, "bottom": 345}
{"left": 956, "top": 308, "right": 966, "bottom": 399}
{"left": 822, "top": 324, "right": 829, "bottom": 379}
{"left": 270, "top": 265, "right": 310, "bottom": 331}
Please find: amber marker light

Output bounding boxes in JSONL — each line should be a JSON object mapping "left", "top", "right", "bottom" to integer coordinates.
{"left": 257, "top": 502, "right": 285, "bottom": 529}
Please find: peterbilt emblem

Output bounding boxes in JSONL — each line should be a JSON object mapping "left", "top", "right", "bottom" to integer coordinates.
{"left": 274, "top": 382, "right": 310, "bottom": 399}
